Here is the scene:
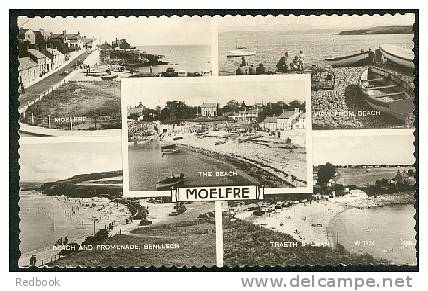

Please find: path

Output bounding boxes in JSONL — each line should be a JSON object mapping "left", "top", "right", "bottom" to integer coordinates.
{"left": 19, "top": 50, "right": 91, "bottom": 111}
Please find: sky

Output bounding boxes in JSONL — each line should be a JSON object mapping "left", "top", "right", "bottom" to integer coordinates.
{"left": 218, "top": 14, "right": 415, "bottom": 32}
{"left": 17, "top": 16, "right": 213, "bottom": 46}
{"left": 122, "top": 75, "right": 310, "bottom": 108}
{"left": 19, "top": 141, "right": 122, "bottom": 182}
{"left": 313, "top": 133, "right": 415, "bottom": 166}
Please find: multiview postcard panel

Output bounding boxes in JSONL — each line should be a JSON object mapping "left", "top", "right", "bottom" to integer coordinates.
{"left": 121, "top": 75, "right": 313, "bottom": 199}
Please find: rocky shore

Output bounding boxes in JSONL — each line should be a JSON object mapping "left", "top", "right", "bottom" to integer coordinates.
{"left": 312, "top": 66, "right": 413, "bottom": 129}
{"left": 174, "top": 134, "right": 307, "bottom": 188}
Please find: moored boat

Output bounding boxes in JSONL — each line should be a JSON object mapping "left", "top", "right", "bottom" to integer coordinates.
{"left": 380, "top": 44, "right": 414, "bottom": 69}
{"left": 101, "top": 74, "right": 118, "bottom": 80}
{"left": 325, "top": 51, "right": 369, "bottom": 67}
{"left": 161, "top": 144, "right": 180, "bottom": 154}
{"left": 155, "top": 173, "right": 185, "bottom": 191}
{"left": 359, "top": 66, "right": 414, "bottom": 123}
{"left": 227, "top": 49, "right": 256, "bottom": 57}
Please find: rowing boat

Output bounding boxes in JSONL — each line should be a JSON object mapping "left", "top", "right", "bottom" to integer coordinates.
{"left": 226, "top": 49, "right": 256, "bottom": 57}
{"left": 325, "top": 51, "right": 369, "bottom": 67}
{"left": 380, "top": 44, "right": 414, "bottom": 69}
{"left": 359, "top": 66, "right": 414, "bottom": 123}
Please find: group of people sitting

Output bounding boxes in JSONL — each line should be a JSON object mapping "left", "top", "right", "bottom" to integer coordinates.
{"left": 236, "top": 50, "right": 306, "bottom": 75}
{"left": 276, "top": 50, "right": 306, "bottom": 72}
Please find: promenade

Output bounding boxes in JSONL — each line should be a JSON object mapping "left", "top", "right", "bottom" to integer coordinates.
{"left": 18, "top": 50, "right": 91, "bottom": 112}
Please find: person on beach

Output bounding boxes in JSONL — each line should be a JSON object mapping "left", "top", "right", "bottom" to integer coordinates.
{"left": 256, "top": 63, "right": 266, "bottom": 75}
{"left": 249, "top": 65, "right": 256, "bottom": 75}
{"left": 368, "top": 48, "right": 376, "bottom": 64}
{"left": 297, "top": 50, "right": 305, "bottom": 71}
{"left": 30, "top": 255, "right": 36, "bottom": 266}
{"left": 276, "top": 52, "right": 289, "bottom": 73}
{"left": 240, "top": 56, "right": 248, "bottom": 67}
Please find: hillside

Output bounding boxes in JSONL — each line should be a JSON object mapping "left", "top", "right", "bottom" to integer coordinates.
{"left": 39, "top": 170, "right": 123, "bottom": 198}
{"left": 339, "top": 25, "right": 413, "bottom": 35}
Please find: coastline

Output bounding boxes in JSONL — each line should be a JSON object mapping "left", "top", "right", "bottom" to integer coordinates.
{"left": 172, "top": 133, "right": 307, "bottom": 188}
{"left": 235, "top": 192, "right": 415, "bottom": 250}
{"left": 18, "top": 191, "right": 138, "bottom": 267}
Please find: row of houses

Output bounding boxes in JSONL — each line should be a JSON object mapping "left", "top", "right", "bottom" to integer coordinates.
{"left": 260, "top": 108, "right": 306, "bottom": 131}
{"left": 18, "top": 28, "right": 94, "bottom": 89}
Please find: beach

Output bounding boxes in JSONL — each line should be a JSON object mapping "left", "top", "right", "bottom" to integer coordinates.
{"left": 172, "top": 132, "right": 308, "bottom": 188}
{"left": 234, "top": 191, "right": 416, "bottom": 260}
{"left": 19, "top": 191, "right": 137, "bottom": 267}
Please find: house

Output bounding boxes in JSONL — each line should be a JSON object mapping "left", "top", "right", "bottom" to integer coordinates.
{"left": 44, "top": 48, "right": 65, "bottom": 70}
{"left": 260, "top": 116, "right": 278, "bottom": 131}
{"left": 18, "top": 29, "right": 47, "bottom": 47}
{"left": 112, "top": 38, "right": 133, "bottom": 50}
{"left": 18, "top": 29, "right": 36, "bottom": 44}
{"left": 27, "top": 49, "right": 48, "bottom": 75}
{"left": 277, "top": 108, "right": 302, "bottom": 130}
{"left": 229, "top": 108, "right": 260, "bottom": 123}
{"left": 201, "top": 103, "right": 219, "bottom": 117}
{"left": 50, "top": 31, "right": 84, "bottom": 51}
{"left": 127, "top": 105, "right": 146, "bottom": 118}
{"left": 292, "top": 112, "right": 306, "bottom": 129}
{"left": 18, "top": 57, "right": 39, "bottom": 88}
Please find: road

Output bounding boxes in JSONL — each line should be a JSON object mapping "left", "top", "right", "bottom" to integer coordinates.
{"left": 18, "top": 50, "right": 91, "bottom": 110}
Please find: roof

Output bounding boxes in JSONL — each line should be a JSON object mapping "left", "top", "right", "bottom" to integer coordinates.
{"left": 46, "top": 48, "right": 62, "bottom": 56}
{"left": 201, "top": 103, "right": 218, "bottom": 108}
{"left": 19, "top": 57, "right": 38, "bottom": 71}
{"left": 263, "top": 116, "right": 278, "bottom": 123}
{"left": 277, "top": 110, "right": 297, "bottom": 119}
{"left": 27, "top": 49, "right": 47, "bottom": 59}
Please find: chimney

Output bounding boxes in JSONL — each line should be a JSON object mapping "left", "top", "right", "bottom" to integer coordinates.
{"left": 63, "top": 30, "right": 66, "bottom": 36}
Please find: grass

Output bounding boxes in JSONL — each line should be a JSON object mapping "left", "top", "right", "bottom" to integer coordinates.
{"left": 50, "top": 220, "right": 217, "bottom": 267}
{"left": 24, "top": 81, "right": 121, "bottom": 130}
{"left": 223, "top": 216, "right": 388, "bottom": 266}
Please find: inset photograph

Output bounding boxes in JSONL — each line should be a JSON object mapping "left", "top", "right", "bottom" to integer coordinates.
{"left": 218, "top": 14, "right": 415, "bottom": 130}
{"left": 122, "top": 75, "right": 313, "bottom": 197}
{"left": 18, "top": 138, "right": 217, "bottom": 267}
{"left": 18, "top": 16, "right": 214, "bottom": 137}
{"left": 223, "top": 132, "right": 416, "bottom": 266}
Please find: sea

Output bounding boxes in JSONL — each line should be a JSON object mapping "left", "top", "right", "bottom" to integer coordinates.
{"left": 135, "top": 44, "right": 212, "bottom": 74}
{"left": 19, "top": 191, "right": 94, "bottom": 254}
{"left": 128, "top": 142, "right": 257, "bottom": 191}
{"left": 327, "top": 204, "right": 416, "bottom": 265}
{"left": 219, "top": 31, "right": 414, "bottom": 74}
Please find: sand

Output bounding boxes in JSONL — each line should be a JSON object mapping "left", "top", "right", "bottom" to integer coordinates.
{"left": 19, "top": 193, "right": 135, "bottom": 267}
{"left": 170, "top": 132, "right": 307, "bottom": 187}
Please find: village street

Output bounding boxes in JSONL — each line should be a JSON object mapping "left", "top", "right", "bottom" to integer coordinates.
{"left": 18, "top": 50, "right": 91, "bottom": 111}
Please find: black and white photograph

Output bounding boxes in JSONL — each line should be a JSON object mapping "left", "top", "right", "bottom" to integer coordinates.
{"left": 18, "top": 16, "right": 214, "bottom": 137}
{"left": 217, "top": 14, "right": 415, "bottom": 130}
{"left": 122, "top": 75, "right": 313, "bottom": 197}
{"left": 9, "top": 11, "right": 418, "bottom": 277}
{"left": 223, "top": 131, "right": 416, "bottom": 266}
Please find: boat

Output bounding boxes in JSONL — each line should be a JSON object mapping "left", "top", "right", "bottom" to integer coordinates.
{"left": 101, "top": 74, "right": 118, "bottom": 80}
{"left": 325, "top": 51, "right": 369, "bottom": 67}
{"left": 380, "top": 44, "right": 414, "bottom": 69}
{"left": 359, "top": 66, "right": 414, "bottom": 122}
{"left": 155, "top": 173, "right": 185, "bottom": 191}
{"left": 227, "top": 49, "right": 256, "bottom": 57}
{"left": 161, "top": 144, "right": 180, "bottom": 154}
{"left": 227, "top": 41, "right": 256, "bottom": 57}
